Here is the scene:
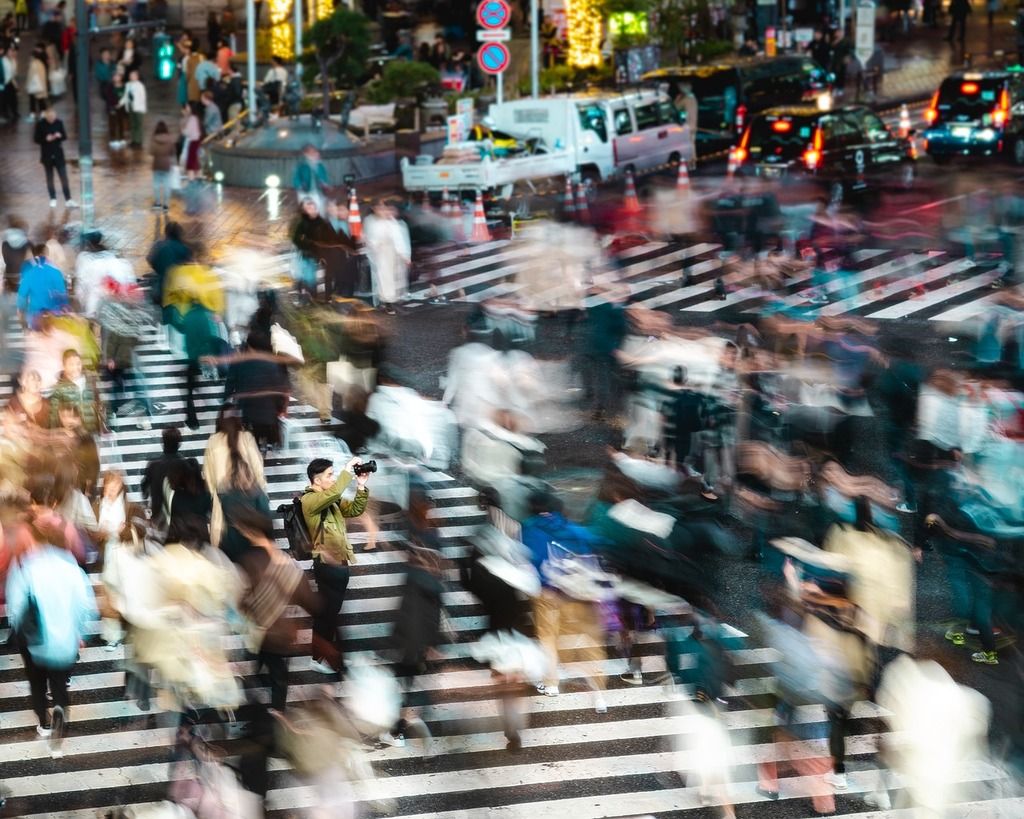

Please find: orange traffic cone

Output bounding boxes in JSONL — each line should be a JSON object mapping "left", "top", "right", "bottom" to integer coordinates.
{"left": 575, "top": 182, "right": 589, "bottom": 223}
{"left": 347, "top": 189, "right": 362, "bottom": 241}
{"left": 470, "top": 191, "right": 491, "bottom": 243}
{"left": 898, "top": 104, "right": 911, "bottom": 138}
{"left": 623, "top": 169, "right": 641, "bottom": 214}
{"left": 676, "top": 160, "right": 690, "bottom": 192}
{"left": 563, "top": 176, "right": 576, "bottom": 218}
{"left": 726, "top": 146, "right": 739, "bottom": 180}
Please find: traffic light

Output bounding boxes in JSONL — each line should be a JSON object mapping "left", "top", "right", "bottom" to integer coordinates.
{"left": 154, "top": 33, "right": 174, "bottom": 81}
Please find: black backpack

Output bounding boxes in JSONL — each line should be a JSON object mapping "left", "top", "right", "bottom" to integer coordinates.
{"left": 278, "top": 492, "right": 325, "bottom": 560}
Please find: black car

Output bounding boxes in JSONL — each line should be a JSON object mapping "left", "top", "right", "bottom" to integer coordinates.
{"left": 642, "top": 57, "right": 833, "bottom": 155}
{"left": 922, "top": 70, "right": 1024, "bottom": 164}
{"left": 734, "top": 105, "right": 916, "bottom": 205}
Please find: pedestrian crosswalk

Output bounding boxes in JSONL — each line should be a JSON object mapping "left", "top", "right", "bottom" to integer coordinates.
{"left": 0, "top": 328, "right": 1020, "bottom": 818}
{"left": 409, "top": 238, "right": 1018, "bottom": 326}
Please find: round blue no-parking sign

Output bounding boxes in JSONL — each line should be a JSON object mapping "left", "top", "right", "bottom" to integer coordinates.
{"left": 477, "top": 0, "right": 512, "bottom": 30}
{"left": 477, "top": 42, "right": 511, "bottom": 75}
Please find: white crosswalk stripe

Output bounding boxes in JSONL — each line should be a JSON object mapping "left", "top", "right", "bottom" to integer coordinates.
{"left": 0, "top": 321, "right": 1012, "bottom": 817}
{"left": 409, "top": 239, "right": 1013, "bottom": 325}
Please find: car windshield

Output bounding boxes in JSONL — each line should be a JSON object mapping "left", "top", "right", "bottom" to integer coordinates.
{"left": 747, "top": 115, "right": 817, "bottom": 161}
{"left": 577, "top": 103, "right": 608, "bottom": 143}
{"left": 936, "top": 77, "right": 1004, "bottom": 123}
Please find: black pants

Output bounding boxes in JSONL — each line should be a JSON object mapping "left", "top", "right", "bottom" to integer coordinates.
{"left": 22, "top": 649, "right": 71, "bottom": 727}
{"left": 256, "top": 650, "right": 289, "bottom": 711}
{"left": 44, "top": 161, "right": 71, "bottom": 201}
{"left": 0, "top": 83, "right": 17, "bottom": 121}
{"left": 312, "top": 559, "right": 350, "bottom": 668}
{"left": 30, "top": 95, "right": 47, "bottom": 115}
{"left": 827, "top": 705, "right": 851, "bottom": 773}
{"left": 185, "top": 360, "right": 201, "bottom": 425}
{"left": 948, "top": 15, "right": 967, "bottom": 42}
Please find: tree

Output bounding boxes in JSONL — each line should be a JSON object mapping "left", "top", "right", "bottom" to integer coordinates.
{"left": 301, "top": 7, "right": 372, "bottom": 121}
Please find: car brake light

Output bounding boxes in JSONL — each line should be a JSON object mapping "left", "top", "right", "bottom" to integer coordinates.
{"left": 804, "top": 126, "right": 823, "bottom": 169}
{"left": 961, "top": 82, "right": 979, "bottom": 94}
{"left": 771, "top": 120, "right": 792, "bottom": 132}
{"left": 736, "top": 104, "right": 747, "bottom": 133}
{"left": 733, "top": 146, "right": 747, "bottom": 163}
{"left": 993, "top": 88, "right": 1010, "bottom": 126}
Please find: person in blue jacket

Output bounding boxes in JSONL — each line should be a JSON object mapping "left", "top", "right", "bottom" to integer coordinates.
{"left": 16, "top": 243, "right": 68, "bottom": 330}
{"left": 6, "top": 509, "right": 97, "bottom": 753}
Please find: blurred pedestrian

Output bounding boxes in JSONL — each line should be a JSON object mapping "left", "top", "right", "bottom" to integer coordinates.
{"left": 363, "top": 200, "right": 411, "bottom": 314}
{"left": 17, "top": 243, "right": 69, "bottom": 329}
{"left": 25, "top": 44, "right": 47, "bottom": 121}
{"left": 948, "top": 0, "right": 972, "bottom": 42}
{"left": 201, "top": 88, "right": 222, "bottom": 135}
{"left": 140, "top": 427, "right": 184, "bottom": 527}
{"left": 180, "top": 101, "right": 203, "bottom": 181}
{"left": 149, "top": 120, "right": 176, "bottom": 210}
{"left": 146, "top": 221, "right": 192, "bottom": 307}
{"left": 6, "top": 509, "right": 97, "bottom": 756}
{"left": 108, "top": 69, "right": 129, "bottom": 148}
{"left": 292, "top": 144, "right": 330, "bottom": 208}
{"left": 291, "top": 197, "right": 329, "bottom": 299}
{"left": 0, "top": 40, "right": 18, "bottom": 123}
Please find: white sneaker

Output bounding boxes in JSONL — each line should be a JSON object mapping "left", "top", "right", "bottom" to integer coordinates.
{"left": 136, "top": 418, "right": 152, "bottom": 430}
{"left": 864, "top": 791, "right": 891, "bottom": 810}
{"left": 65, "top": 198, "right": 79, "bottom": 208}
{"left": 309, "top": 658, "right": 335, "bottom": 675}
{"left": 593, "top": 693, "right": 607, "bottom": 714}
{"left": 49, "top": 199, "right": 57, "bottom": 208}
{"left": 824, "top": 771, "right": 848, "bottom": 790}
{"left": 36, "top": 723, "right": 52, "bottom": 738}
{"left": 378, "top": 731, "right": 405, "bottom": 748}
{"left": 542, "top": 685, "right": 559, "bottom": 697}
{"left": 896, "top": 502, "right": 917, "bottom": 513}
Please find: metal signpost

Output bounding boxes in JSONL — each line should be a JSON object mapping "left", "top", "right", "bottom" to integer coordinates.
{"left": 476, "top": 0, "right": 512, "bottom": 105}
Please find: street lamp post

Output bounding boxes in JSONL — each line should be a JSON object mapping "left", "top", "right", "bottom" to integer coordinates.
{"left": 294, "top": 0, "right": 303, "bottom": 81}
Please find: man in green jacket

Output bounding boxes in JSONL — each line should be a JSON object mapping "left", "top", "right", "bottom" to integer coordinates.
{"left": 301, "top": 456, "right": 370, "bottom": 675}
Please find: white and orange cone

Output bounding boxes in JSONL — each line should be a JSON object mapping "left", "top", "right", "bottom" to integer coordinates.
{"left": 563, "top": 176, "right": 576, "bottom": 218}
{"left": 623, "top": 169, "right": 641, "bottom": 214}
{"left": 676, "top": 160, "right": 690, "bottom": 192}
{"left": 441, "top": 187, "right": 452, "bottom": 218}
{"left": 470, "top": 191, "right": 491, "bottom": 243}
{"left": 575, "top": 182, "right": 589, "bottom": 223}
{"left": 898, "top": 104, "right": 911, "bottom": 138}
{"left": 726, "top": 147, "right": 739, "bottom": 180}
{"left": 347, "top": 189, "right": 362, "bottom": 241}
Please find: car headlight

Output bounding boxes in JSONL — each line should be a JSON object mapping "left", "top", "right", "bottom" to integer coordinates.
{"left": 977, "top": 128, "right": 997, "bottom": 141}
{"left": 816, "top": 92, "right": 832, "bottom": 111}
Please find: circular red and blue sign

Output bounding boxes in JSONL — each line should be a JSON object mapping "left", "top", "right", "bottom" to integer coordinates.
{"left": 477, "top": 0, "right": 512, "bottom": 30}
{"left": 477, "top": 42, "right": 511, "bottom": 75}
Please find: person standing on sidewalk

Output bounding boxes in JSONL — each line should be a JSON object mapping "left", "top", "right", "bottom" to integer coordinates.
{"left": 119, "top": 68, "right": 147, "bottom": 148}
{"left": 25, "top": 44, "right": 48, "bottom": 121}
{"left": 0, "top": 41, "right": 18, "bottom": 124}
{"left": 301, "top": 457, "right": 370, "bottom": 675}
{"left": 149, "top": 120, "right": 176, "bottom": 210}
{"left": 948, "top": 0, "right": 972, "bottom": 43}
{"left": 34, "top": 107, "right": 77, "bottom": 209}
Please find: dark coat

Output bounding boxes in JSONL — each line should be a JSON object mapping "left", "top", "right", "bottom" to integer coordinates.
{"left": 34, "top": 116, "right": 68, "bottom": 166}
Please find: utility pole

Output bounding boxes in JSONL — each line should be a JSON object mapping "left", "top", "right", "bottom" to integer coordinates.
{"left": 247, "top": 0, "right": 257, "bottom": 124}
{"left": 294, "top": 0, "right": 303, "bottom": 81}
{"left": 74, "top": 0, "right": 93, "bottom": 230}
{"left": 530, "top": 0, "right": 539, "bottom": 98}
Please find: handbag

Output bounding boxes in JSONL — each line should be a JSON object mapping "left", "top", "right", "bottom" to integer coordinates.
{"left": 9, "top": 564, "right": 43, "bottom": 650}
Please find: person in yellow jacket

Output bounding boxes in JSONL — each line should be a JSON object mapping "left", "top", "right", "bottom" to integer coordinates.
{"left": 300, "top": 456, "right": 370, "bottom": 674}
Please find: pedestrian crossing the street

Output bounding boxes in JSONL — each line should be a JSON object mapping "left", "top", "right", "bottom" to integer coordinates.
{"left": 0, "top": 329, "right": 1020, "bottom": 818}
{"left": 409, "top": 238, "right": 1017, "bottom": 327}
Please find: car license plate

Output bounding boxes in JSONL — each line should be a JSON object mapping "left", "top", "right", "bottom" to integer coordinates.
{"left": 760, "top": 166, "right": 783, "bottom": 178}
{"left": 952, "top": 126, "right": 971, "bottom": 139}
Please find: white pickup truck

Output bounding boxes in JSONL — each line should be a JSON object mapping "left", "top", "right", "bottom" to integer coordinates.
{"left": 400, "top": 90, "right": 692, "bottom": 194}
{"left": 400, "top": 145, "right": 575, "bottom": 194}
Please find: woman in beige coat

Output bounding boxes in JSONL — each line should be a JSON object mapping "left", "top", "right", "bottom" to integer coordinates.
{"left": 202, "top": 407, "right": 267, "bottom": 558}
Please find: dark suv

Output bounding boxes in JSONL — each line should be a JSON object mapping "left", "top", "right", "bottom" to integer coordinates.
{"left": 922, "top": 70, "right": 1024, "bottom": 164}
{"left": 642, "top": 57, "right": 833, "bottom": 156}
{"left": 735, "top": 105, "right": 916, "bottom": 204}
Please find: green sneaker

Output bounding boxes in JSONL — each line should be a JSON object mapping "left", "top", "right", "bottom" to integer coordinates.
{"left": 944, "top": 629, "right": 966, "bottom": 646}
{"left": 971, "top": 650, "right": 998, "bottom": 665}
